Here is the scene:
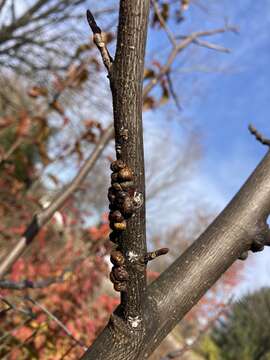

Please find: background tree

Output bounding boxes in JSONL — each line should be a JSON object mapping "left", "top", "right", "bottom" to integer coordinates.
{"left": 204, "top": 288, "right": 270, "bottom": 360}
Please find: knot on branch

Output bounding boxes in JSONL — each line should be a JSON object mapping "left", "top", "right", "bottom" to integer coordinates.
{"left": 239, "top": 223, "right": 270, "bottom": 261}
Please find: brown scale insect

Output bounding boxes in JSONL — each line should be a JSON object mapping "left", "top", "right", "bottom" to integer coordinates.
{"left": 109, "top": 250, "right": 128, "bottom": 292}
{"left": 120, "top": 181, "right": 134, "bottom": 192}
{"left": 108, "top": 189, "right": 116, "bottom": 204}
{"left": 109, "top": 203, "right": 116, "bottom": 211}
{"left": 111, "top": 172, "right": 118, "bottom": 183}
{"left": 110, "top": 250, "right": 125, "bottom": 266}
{"left": 110, "top": 160, "right": 125, "bottom": 172}
{"left": 115, "top": 190, "right": 128, "bottom": 200}
{"left": 112, "top": 266, "right": 129, "bottom": 282}
{"left": 114, "top": 282, "right": 127, "bottom": 292}
{"left": 109, "top": 231, "right": 118, "bottom": 243}
{"left": 112, "top": 182, "right": 122, "bottom": 191}
{"left": 109, "top": 210, "right": 124, "bottom": 223}
{"left": 113, "top": 221, "right": 127, "bottom": 231}
{"left": 120, "top": 196, "right": 134, "bottom": 217}
{"left": 118, "top": 167, "right": 133, "bottom": 182}
{"left": 109, "top": 271, "right": 118, "bottom": 284}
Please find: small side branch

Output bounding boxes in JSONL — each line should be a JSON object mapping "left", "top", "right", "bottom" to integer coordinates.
{"left": 144, "top": 248, "right": 169, "bottom": 263}
{"left": 193, "top": 38, "right": 231, "bottom": 53}
{"left": 0, "top": 137, "right": 23, "bottom": 165}
{"left": 0, "top": 295, "right": 33, "bottom": 318}
{"left": 152, "top": 0, "right": 177, "bottom": 47}
{"left": 144, "top": 25, "right": 237, "bottom": 96}
{"left": 0, "top": 264, "right": 75, "bottom": 290}
{"left": 248, "top": 124, "right": 270, "bottom": 147}
{"left": 25, "top": 296, "right": 88, "bottom": 350}
{"left": 0, "top": 247, "right": 100, "bottom": 290}
{"left": 86, "top": 10, "right": 113, "bottom": 73}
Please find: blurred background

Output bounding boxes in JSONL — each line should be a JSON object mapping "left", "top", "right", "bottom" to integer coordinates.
{"left": 0, "top": 0, "right": 270, "bottom": 359}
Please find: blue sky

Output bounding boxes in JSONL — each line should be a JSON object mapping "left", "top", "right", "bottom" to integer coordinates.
{"left": 186, "top": 1, "right": 270, "bottom": 293}
{"left": 144, "top": 0, "right": 270, "bottom": 295}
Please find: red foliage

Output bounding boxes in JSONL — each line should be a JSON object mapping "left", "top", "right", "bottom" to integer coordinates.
{"left": 0, "top": 221, "right": 118, "bottom": 359}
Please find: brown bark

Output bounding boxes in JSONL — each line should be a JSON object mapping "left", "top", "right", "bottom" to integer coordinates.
{"left": 109, "top": 0, "right": 150, "bottom": 323}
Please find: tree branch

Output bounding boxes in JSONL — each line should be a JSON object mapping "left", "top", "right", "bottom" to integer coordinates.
{"left": 25, "top": 296, "right": 88, "bottom": 350}
{"left": 249, "top": 124, "right": 270, "bottom": 147}
{"left": 86, "top": 10, "right": 113, "bottom": 73}
{"left": 143, "top": 25, "right": 237, "bottom": 96}
{"left": 108, "top": 0, "right": 150, "bottom": 325}
{"left": 0, "top": 124, "right": 114, "bottom": 277}
{"left": 151, "top": 0, "right": 177, "bottom": 47}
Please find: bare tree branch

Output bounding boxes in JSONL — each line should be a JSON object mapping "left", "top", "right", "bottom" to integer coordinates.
{"left": 0, "top": 124, "right": 114, "bottom": 277}
{"left": 0, "top": 235, "right": 107, "bottom": 290}
{"left": 249, "top": 124, "right": 270, "bottom": 147}
{"left": 193, "top": 38, "right": 231, "bottom": 53}
{"left": 86, "top": 9, "right": 113, "bottom": 73}
{"left": 144, "top": 25, "right": 237, "bottom": 96}
{"left": 152, "top": 0, "right": 177, "bottom": 47}
{"left": 0, "top": 137, "right": 23, "bottom": 165}
{"left": 25, "top": 296, "right": 88, "bottom": 350}
{"left": 0, "top": 295, "right": 33, "bottom": 318}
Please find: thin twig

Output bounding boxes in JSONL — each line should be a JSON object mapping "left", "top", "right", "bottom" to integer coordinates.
{"left": 0, "top": 269, "right": 72, "bottom": 290}
{"left": 25, "top": 296, "right": 88, "bottom": 351}
{"left": 166, "top": 73, "right": 181, "bottom": 110}
{"left": 0, "top": 236, "right": 107, "bottom": 290}
{"left": 86, "top": 9, "right": 113, "bottom": 73}
{"left": 0, "top": 295, "right": 34, "bottom": 317}
{"left": 152, "top": 0, "right": 177, "bottom": 47}
{"left": 193, "top": 38, "right": 231, "bottom": 53}
{"left": 0, "top": 137, "right": 23, "bottom": 165}
{"left": 248, "top": 124, "right": 270, "bottom": 147}
{"left": 144, "top": 25, "right": 237, "bottom": 96}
